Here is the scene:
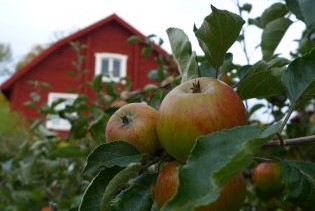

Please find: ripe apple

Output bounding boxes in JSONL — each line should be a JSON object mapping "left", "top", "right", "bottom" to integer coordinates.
{"left": 40, "top": 206, "right": 51, "bottom": 211}
{"left": 153, "top": 162, "right": 179, "bottom": 209}
{"left": 105, "top": 103, "right": 160, "bottom": 154}
{"left": 110, "top": 99, "right": 127, "bottom": 108}
{"left": 153, "top": 162, "right": 247, "bottom": 210}
{"left": 157, "top": 77, "right": 247, "bottom": 161}
{"left": 252, "top": 162, "right": 282, "bottom": 192}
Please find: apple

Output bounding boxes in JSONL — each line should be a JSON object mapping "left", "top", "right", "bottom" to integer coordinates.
{"left": 153, "top": 162, "right": 247, "bottom": 210}
{"left": 252, "top": 162, "right": 282, "bottom": 192}
{"left": 157, "top": 77, "right": 247, "bottom": 161}
{"left": 110, "top": 99, "right": 127, "bottom": 108}
{"left": 40, "top": 206, "right": 51, "bottom": 211}
{"left": 153, "top": 162, "right": 179, "bottom": 209}
{"left": 105, "top": 103, "right": 160, "bottom": 154}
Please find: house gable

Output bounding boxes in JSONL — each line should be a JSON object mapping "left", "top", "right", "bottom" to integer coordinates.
{"left": 1, "top": 14, "right": 169, "bottom": 99}
{"left": 0, "top": 14, "right": 171, "bottom": 120}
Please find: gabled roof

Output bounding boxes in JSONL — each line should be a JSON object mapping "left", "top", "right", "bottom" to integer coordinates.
{"left": 0, "top": 13, "right": 169, "bottom": 98}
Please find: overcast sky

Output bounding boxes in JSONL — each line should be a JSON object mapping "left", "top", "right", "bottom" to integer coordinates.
{"left": 1, "top": 0, "right": 305, "bottom": 75}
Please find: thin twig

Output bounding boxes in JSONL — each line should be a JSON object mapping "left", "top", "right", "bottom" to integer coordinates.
{"left": 276, "top": 132, "right": 285, "bottom": 146}
{"left": 254, "top": 157, "right": 274, "bottom": 162}
{"left": 235, "top": 0, "right": 250, "bottom": 65}
{"left": 263, "top": 135, "right": 315, "bottom": 148}
{"left": 278, "top": 103, "right": 295, "bottom": 134}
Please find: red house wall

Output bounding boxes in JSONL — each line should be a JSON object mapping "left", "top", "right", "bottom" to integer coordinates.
{"left": 7, "top": 19, "right": 162, "bottom": 120}
{"left": 83, "top": 20, "right": 158, "bottom": 89}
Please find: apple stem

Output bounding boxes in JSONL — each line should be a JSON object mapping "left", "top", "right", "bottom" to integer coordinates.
{"left": 191, "top": 80, "right": 201, "bottom": 93}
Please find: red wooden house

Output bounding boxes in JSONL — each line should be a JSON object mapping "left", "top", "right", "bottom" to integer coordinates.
{"left": 0, "top": 14, "right": 170, "bottom": 130}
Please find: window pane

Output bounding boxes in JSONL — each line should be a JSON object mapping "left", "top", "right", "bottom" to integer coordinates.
{"left": 50, "top": 115, "right": 60, "bottom": 125}
{"left": 113, "top": 59, "right": 121, "bottom": 77}
{"left": 101, "top": 59, "right": 109, "bottom": 76}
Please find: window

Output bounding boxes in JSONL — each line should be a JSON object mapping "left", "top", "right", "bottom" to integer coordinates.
{"left": 46, "top": 92, "right": 78, "bottom": 130}
{"left": 95, "top": 53, "right": 128, "bottom": 82}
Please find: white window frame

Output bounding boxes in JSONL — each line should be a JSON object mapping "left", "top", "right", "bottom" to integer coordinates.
{"left": 46, "top": 92, "right": 78, "bottom": 131}
{"left": 94, "top": 52, "right": 128, "bottom": 82}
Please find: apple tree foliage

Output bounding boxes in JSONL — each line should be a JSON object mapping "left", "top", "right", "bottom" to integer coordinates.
{"left": 74, "top": 1, "right": 315, "bottom": 210}
{"left": 2, "top": 0, "right": 315, "bottom": 210}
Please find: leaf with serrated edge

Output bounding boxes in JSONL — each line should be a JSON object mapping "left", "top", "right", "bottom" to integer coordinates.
{"left": 195, "top": 5, "right": 245, "bottom": 69}
{"left": 280, "top": 159, "right": 315, "bottom": 211}
{"left": 299, "top": 0, "right": 315, "bottom": 30}
{"left": 261, "top": 18, "right": 292, "bottom": 60}
{"left": 101, "top": 164, "right": 143, "bottom": 210}
{"left": 163, "top": 123, "right": 280, "bottom": 210}
{"left": 285, "top": 0, "right": 304, "bottom": 21}
{"left": 78, "top": 167, "right": 121, "bottom": 211}
{"left": 286, "top": 0, "right": 315, "bottom": 31}
{"left": 110, "top": 173, "right": 157, "bottom": 211}
{"left": 82, "top": 141, "right": 143, "bottom": 179}
{"left": 282, "top": 49, "right": 315, "bottom": 104}
{"left": 260, "top": 3, "right": 288, "bottom": 27}
{"left": 237, "top": 60, "right": 286, "bottom": 99}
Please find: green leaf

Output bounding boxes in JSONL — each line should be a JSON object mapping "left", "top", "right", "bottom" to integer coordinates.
{"left": 237, "top": 59, "right": 287, "bottom": 99}
{"left": 238, "top": 65, "right": 251, "bottom": 80}
{"left": 163, "top": 123, "right": 280, "bottom": 210}
{"left": 241, "top": 3, "right": 252, "bottom": 13}
{"left": 248, "top": 103, "right": 265, "bottom": 117}
{"left": 91, "top": 75, "right": 103, "bottom": 92}
{"left": 280, "top": 159, "right": 315, "bottom": 211}
{"left": 110, "top": 173, "right": 157, "bottom": 210}
{"left": 298, "top": 32, "right": 315, "bottom": 55}
{"left": 260, "top": 3, "right": 288, "bottom": 28}
{"left": 281, "top": 49, "right": 315, "bottom": 103}
{"left": 78, "top": 167, "right": 122, "bottom": 211}
{"left": 261, "top": 18, "right": 293, "bottom": 60}
{"left": 199, "top": 61, "right": 217, "bottom": 78}
{"left": 148, "top": 89, "right": 167, "bottom": 109}
{"left": 89, "top": 113, "right": 109, "bottom": 144}
{"left": 82, "top": 142, "right": 143, "bottom": 179}
{"left": 248, "top": 17, "right": 263, "bottom": 28}
{"left": 70, "top": 116, "right": 89, "bottom": 139}
{"left": 166, "top": 27, "right": 199, "bottom": 83}
{"left": 105, "top": 81, "right": 118, "bottom": 98}
{"left": 127, "top": 35, "right": 142, "bottom": 44}
{"left": 285, "top": 0, "right": 315, "bottom": 30}
{"left": 48, "top": 145, "right": 88, "bottom": 159}
{"left": 142, "top": 46, "right": 153, "bottom": 57}
{"left": 147, "top": 69, "right": 167, "bottom": 81}
{"left": 101, "top": 164, "right": 143, "bottom": 210}
{"left": 285, "top": 0, "right": 304, "bottom": 21}
{"left": 195, "top": 5, "right": 245, "bottom": 69}
{"left": 219, "top": 53, "right": 235, "bottom": 74}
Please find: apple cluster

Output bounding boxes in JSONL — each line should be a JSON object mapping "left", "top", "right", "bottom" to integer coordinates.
{"left": 105, "top": 77, "right": 249, "bottom": 210}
